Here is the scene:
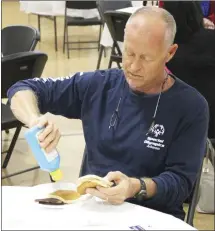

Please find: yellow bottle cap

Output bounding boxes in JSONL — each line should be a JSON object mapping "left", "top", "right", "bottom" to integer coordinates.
{"left": 50, "top": 169, "right": 63, "bottom": 181}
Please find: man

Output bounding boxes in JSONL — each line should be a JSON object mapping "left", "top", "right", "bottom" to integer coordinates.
{"left": 8, "top": 7, "right": 208, "bottom": 220}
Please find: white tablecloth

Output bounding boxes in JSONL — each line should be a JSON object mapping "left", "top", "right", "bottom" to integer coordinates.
{"left": 20, "top": 1, "right": 100, "bottom": 18}
{"left": 20, "top": 1, "right": 143, "bottom": 18}
{"left": 2, "top": 183, "right": 196, "bottom": 230}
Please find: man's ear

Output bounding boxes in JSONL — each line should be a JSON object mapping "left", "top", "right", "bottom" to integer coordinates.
{"left": 166, "top": 44, "right": 178, "bottom": 63}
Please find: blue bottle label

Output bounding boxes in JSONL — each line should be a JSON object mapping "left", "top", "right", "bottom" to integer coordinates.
{"left": 41, "top": 148, "right": 58, "bottom": 163}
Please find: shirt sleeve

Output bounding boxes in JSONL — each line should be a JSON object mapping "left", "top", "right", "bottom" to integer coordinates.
{"left": 7, "top": 71, "right": 100, "bottom": 119}
{"left": 143, "top": 98, "right": 209, "bottom": 212}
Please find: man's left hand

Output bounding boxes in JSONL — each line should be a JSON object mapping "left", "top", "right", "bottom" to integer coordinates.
{"left": 86, "top": 171, "right": 140, "bottom": 205}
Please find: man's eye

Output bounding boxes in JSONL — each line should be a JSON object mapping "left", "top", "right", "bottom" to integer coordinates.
{"left": 127, "top": 52, "right": 134, "bottom": 56}
{"left": 141, "top": 56, "right": 152, "bottom": 61}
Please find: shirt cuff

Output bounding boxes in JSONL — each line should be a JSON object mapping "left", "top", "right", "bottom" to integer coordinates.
{"left": 142, "top": 176, "right": 165, "bottom": 208}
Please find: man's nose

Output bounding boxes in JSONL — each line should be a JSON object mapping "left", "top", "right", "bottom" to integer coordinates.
{"left": 130, "top": 59, "right": 142, "bottom": 73}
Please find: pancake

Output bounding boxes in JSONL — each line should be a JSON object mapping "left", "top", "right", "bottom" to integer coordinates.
{"left": 48, "top": 190, "right": 81, "bottom": 204}
{"left": 77, "top": 175, "right": 113, "bottom": 195}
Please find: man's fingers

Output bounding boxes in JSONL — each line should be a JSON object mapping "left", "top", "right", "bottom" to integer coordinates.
{"left": 38, "top": 122, "right": 53, "bottom": 141}
{"left": 86, "top": 188, "right": 125, "bottom": 204}
{"left": 37, "top": 117, "right": 48, "bottom": 128}
{"left": 86, "top": 188, "right": 107, "bottom": 200}
{"left": 97, "top": 184, "right": 124, "bottom": 196}
{"left": 104, "top": 171, "right": 123, "bottom": 182}
{"left": 109, "top": 198, "right": 125, "bottom": 205}
{"left": 27, "top": 116, "right": 60, "bottom": 152}
{"left": 45, "top": 133, "right": 61, "bottom": 153}
{"left": 40, "top": 126, "right": 58, "bottom": 147}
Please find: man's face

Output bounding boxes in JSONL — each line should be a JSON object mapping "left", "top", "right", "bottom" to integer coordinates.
{"left": 122, "top": 16, "right": 177, "bottom": 92}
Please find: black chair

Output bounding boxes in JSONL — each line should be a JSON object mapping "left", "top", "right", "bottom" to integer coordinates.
{"left": 96, "top": 0, "right": 132, "bottom": 69}
{"left": 186, "top": 138, "right": 215, "bottom": 226}
{"left": 37, "top": 15, "right": 58, "bottom": 52}
{"left": 1, "top": 51, "right": 48, "bottom": 180}
{"left": 63, "top": 1, "right": 103, "bottom": 59}
{"left": 2, "top": 25, "right": 40, "bottom": 56}
{"left": 185, "top": 158, "right": 203, "bottom": 226}
{"left": 103, "top": 11, "right": 131, "bottom": 69}
{"left": 2, "top": 25, "right": 40, "bottom": 134}
{"left": 143, "top": 1, "right": 158, "bottom": 6}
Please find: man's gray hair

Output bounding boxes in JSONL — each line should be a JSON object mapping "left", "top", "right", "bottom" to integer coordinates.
{"left": 128, "top": 6, "right": 177, "bottom": 46}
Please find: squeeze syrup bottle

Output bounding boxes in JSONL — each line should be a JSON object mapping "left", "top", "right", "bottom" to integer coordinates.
{"left": 24, "top": 126, "right": 62, "bottom": 181}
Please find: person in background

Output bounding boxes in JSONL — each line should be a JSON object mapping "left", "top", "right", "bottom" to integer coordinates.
{"left": 7, "top": 7, "right": 209, "bottom": 220}
{"left": 201, "top": 0, "right": 215, "bottom": 25}
{"left": 201, "top": 0, "right": 210, "bottom": 17}
{"left": 159, "top": 1, "right": 214, "bottom": 32}
{"left": 161, "top": 1, "right": 215, "bottom": 140}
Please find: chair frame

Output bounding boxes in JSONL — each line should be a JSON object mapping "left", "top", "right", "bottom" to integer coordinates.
{"left": 185, "top": 159, "right": 204, "bottom": 226}
{"left": 96, "top": 0, "right": 132, "bottom": 69}
{"left": 98, "top": 11, "right": 131, "bottom": 69}
{"left": 37, "top": 15, "right": 58, "bottom": 52}
{"left": 63, "top": 1, "right": 103, "bottom": 59}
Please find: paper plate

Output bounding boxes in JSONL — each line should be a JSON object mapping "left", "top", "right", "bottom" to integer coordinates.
{"left": 33, "top": 182, "right": 92, "bottom": 209}
{"left": 35, "top": 195, "right": 91, "bottom": 209}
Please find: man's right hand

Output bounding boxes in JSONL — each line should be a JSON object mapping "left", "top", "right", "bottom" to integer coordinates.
{"left": 10, "top": 90, "right": 61, "bottom": 153}
{"left": 29, "top": 116, "right": 61, "bottom": 153}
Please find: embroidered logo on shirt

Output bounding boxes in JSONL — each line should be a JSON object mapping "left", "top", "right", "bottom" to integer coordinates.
{"left": 150, "top": 124, "right": 165, "bottom": 137}
{"left": 144, "top": 124, "right": 165, "bottom": 151}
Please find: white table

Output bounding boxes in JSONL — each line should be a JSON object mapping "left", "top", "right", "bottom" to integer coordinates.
{"left": 2, "top": 183, "right": 196, "bottom": 230}
{"left": 19, "top": 1, "right": 143, "bottom": 52}
{"left": 20, "top": 1, "right": 99, "bottom": 18}
{"left": 20, "top": 1, "right": 143, "bottom": 18}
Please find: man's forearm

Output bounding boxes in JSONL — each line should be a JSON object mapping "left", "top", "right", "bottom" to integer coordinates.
{"left": 10, "top": 90, "right": 41, "bottom": 127}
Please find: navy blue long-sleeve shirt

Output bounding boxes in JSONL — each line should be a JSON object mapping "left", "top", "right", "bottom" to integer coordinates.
{"left": 7, "top": 68, "right": 209, "bottom": 220}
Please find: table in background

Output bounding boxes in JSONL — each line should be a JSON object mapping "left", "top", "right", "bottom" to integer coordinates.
{"left": 19, "top": 1, "right": 143, "bottom": 52}
{"left": 2, "top": 183, "right": 196, "bottom": 230}
{"left": 19, "top": 1, "right": 143, "bottom": 18}
{"left": 19, "top": 1, "right": 101, "bottom": 51}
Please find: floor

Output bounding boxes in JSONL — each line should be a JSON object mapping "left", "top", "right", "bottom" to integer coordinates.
{"left": 1, "top": 1, "right": 214, "bottom": 230}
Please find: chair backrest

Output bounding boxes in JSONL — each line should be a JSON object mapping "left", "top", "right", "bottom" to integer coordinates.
{"left": 186, "top": 160, "right": 203, "bottom": 226}
{"left": 97, "top": 0, "right": 132, "bottom": 22}
{"left": 104, "top": 11, "right": 131, "bottom": 42}
{"left": 65, "top": 1, "right": 98, "bottom": 10}
{"left": 185, "top": 138, "right": 213, "bottom": 226}
{"left": 1, "top": 51, "right": 48, "bottom": 98}
{"left": 2, "top": 25, "right": 40, "bottom": 56}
